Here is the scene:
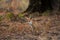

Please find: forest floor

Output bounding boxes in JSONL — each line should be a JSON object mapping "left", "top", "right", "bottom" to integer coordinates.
{"left": 0, "top": 12, "right": 60, "bottom": 40}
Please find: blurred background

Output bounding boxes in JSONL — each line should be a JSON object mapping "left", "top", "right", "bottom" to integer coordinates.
{"left": 0, "top": 0, "right": 29, "bottom": 13}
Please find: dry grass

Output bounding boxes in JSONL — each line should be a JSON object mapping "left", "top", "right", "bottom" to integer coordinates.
{"left": 0, "top": 13, "right": 60, "bottom": 40}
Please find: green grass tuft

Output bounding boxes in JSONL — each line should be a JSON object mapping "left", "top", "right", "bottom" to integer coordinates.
{"left": 18, "top": 13, "right": 24, "bottom": 18}
{"left": 6, "top": 12, "right": 14, "bottom": 20}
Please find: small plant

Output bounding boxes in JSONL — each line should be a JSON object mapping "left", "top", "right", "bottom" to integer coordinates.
{"left": 17, "top": 13, "right": 28, "bottom": 23}
{"left": 6, "top": 12, "right": 14, "bottom": 20}
{"left": 18, "top": 13, "right": 24, "bottom": 18}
